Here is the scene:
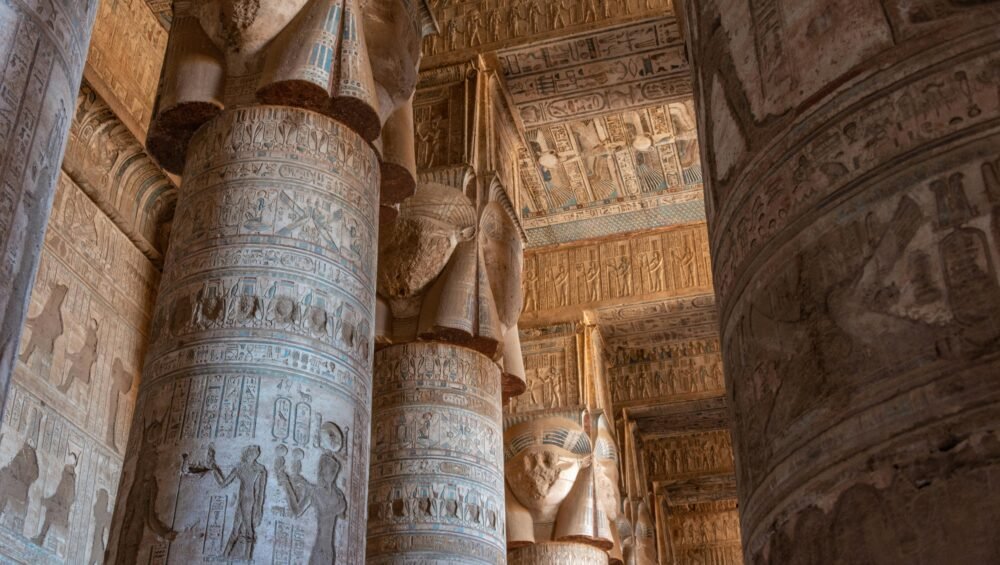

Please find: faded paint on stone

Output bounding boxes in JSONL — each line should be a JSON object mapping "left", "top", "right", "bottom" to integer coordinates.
{"left": 367, "top": 342, "right": 506, "bottom": 564}
{"left": 105, "top": 106, "right": 379, "bottom": 564}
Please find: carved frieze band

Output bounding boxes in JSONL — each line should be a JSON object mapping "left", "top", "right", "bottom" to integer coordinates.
{"left": 368, "top": 342, "right": 506, "bottom": 564}
{"left": 507, "top": 541, "right": 609, "bottom": 565}
{"left": 522, "top": 223, "right": 712, "bottom": 317}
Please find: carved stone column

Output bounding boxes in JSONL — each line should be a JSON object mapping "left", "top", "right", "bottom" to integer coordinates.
{"left": 0, "top": 0, "right": 98, "bottom": 411}
{"left": 508, "top": 542, "right": 609, "bottom": 565}
{"left": 680, "top": 1, "right": 1000, "bottom": 562}
{"left": 366, "top": 342, "right": 506, "bottom": 563}
{"left": 368, "top": 174, "right": 526, "bottom": 562}
{"left": 107, "top": 1, "right": 431, "bottom": 563}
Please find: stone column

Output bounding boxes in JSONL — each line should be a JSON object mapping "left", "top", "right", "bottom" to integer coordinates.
{"left": 106, "top": 1, "right": 431, "bottom": 563}
{"left": 0, "top": 0, "right": 98, "bottom": 411}
{"left": 679, "top": 0, "right": 1000, "bottom": 562}
{"left": 106, "top": 105, "right": 378, "bottom": 564}
{"left": 508, "top": 543, "right": 609, "bottom": 565}
{"left": 370, "top": 174, "right": 527, "bottom": 562}
{"left": 366, "top": 342, "right": 506, "bottom": 563}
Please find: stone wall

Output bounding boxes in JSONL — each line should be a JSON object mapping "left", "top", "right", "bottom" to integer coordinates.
{"left": 0, "top": 172, "right": 158, "bottom": 563}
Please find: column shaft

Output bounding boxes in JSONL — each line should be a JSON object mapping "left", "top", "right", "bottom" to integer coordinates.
{"left": 508, "top": 542, "right": 609, "bottom": 565}
{"left": 0, "top": 0, "right": 98, "bottom": 410}
{"left": 106, "top": 106, "right": 379, "bottom": 564}
{"left": 367, "top": 342, "right": 506, "bottom": 564}
{"left": 680, "top": 0, "right": 1000, "bottom": 562}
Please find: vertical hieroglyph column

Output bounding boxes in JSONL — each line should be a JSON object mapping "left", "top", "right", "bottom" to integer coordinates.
{"left": 0, "top": 0, "right": 98, "bottom": 411}
{"left": 680, "top": 0, "right": 1000, "bottom": 562}
{"left": 106, "top": 1, "right": 432, "bottom": 563}
{"left": 367, "top": 342, "right": 506, "bottom": 563}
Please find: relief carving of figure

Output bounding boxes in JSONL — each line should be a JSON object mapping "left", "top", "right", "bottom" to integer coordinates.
{"left": 115, "top": 420, "right": 178, "bottom": 563}
{"left": 105, "top": 358, "right": 135, "bottom": 453}
{"left": 32, "top": 453, "right": 78, "bottom": 546}
{"left": 19, "top": 283, "right": 69, "bottom": 371}
{"left": 205, "top": 445, "right": 267, "bottom": 560}
{"left": 58, "top": 318, "right": 99, "bottom": 394}
{"left": 89, "top": 488, "right": 113, "bottom": 565}
{"left": 0, "top": 441, "right": 40, "bottom": 533}
{"left": 276, "top": 450, "right": 348, "bottom": 564}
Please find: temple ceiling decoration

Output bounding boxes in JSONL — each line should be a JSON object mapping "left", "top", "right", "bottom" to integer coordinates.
{"left": 497, "top": 16, "right": 704, "bottom": 246}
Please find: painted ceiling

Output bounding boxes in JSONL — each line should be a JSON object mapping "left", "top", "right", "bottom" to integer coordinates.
{"left": 499, "top": 17, "right": 705, "bottom": 246}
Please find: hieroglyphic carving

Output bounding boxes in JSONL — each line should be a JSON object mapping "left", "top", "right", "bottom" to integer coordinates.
{"left": 0, "top": 382, "right": 124, "bottom": 562}
{"left": 522, "top": 223, "right": 712, "bottom": 316}
{"left": 683, "top": 1, "right": 1000, "bottom": 561}
{"left": 0, "top": 172, "right": 155, "bottom": 561}
{"left": 598, "top": 293, "right": 718, "bottom": 343}
{"left": 508, "top": 541, "right": 610, "bottom": 565}
{"left": 508, "top": 325, "right": 579, "bottom": 414}
{"left": 63, "top": 83, "right": 176, "bottom": 259}
{"left": 414, "top": 76, "right": 472, "bottom": 171}
{"left": 608, "top": 338, "right": 723, "bottom": 406}
{"left": 498, "top": 19, "right": 689, "bottom": 128}
{"left": 85, "top": 0, "right": 167, "bottom": 138}
{"left": 423, "top": 0, "right": 673, "bottom": 60}
{"left": 367, "top": 343, "right": 505, "bottom": 564}
{"left": 0, "top": 0, "right": 99, "bottom": 420}
{"left": 667, "top": 500, "right": 742, "bottom": 565}
{"left": 106, "top": 107, "right": 378, "bottom": 564}
{"left": 645, "top": 431, "right": 734, "bottom": 481}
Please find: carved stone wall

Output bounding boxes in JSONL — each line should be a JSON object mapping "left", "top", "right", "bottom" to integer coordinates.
{"left": 507, "top": 324, "right": 580, "bottom": 414}
{"left": 367, "top": 342, "right": 505, "bottom": 564}
{"left": 0, "top": 172, "right": 157, "bottom": 563}
{"left": 609, "top": 338, "right": 723, "bottom": 406}
{"left": 423, "top": 0, "right": 672, "bottom": 62}
{"left": 63, "top": 84, "right": 176, "bottom": 261}
{"left": 521, "top": 223, "right": 712, "bottom": 321}
{"left": 105, "top": 106, "right": 379, "bottom": 564}
{"left": 667, "top": 501, "right": 741, "bottom": 565}
{"left": 0, "top": 0, "right": 99, "bottom": 420}
{"left": 681, "top": 0, "right": 1000, "bottom": 562}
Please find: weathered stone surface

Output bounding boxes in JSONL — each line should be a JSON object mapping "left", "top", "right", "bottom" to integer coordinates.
{"left": 508, "top": 541, "right": 609, "bottom": 565}
{"left": 521, "top": 223, "right": 713, "bottom": 325}
{"left": 681, "top": 0, "right": 1000, "bottom": 562}
{"left": 367, "top": 342, "right": 506, "bottom": 564}
{"left": 504, "top": 412, "right": 615, "bottom": 550}
{"left": 105, "top": 106, "right": 379, "bottom": 564}
{"left": 0, "top": 0, "right": 99, "bottom": 422}
{"left": 85, "top": 0, "right": 167, "bottom": 140}
{"left": 0, "top": 172, "right": 157, "bottom": 563}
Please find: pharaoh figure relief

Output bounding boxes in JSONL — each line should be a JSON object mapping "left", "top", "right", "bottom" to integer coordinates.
{"left": 377, "top": 180, "right": 528, "bottom": 394}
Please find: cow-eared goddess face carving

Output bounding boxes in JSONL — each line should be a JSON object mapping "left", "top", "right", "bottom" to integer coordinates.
{"left": 378, "top": 182, "right": 476, "bottom": 302}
